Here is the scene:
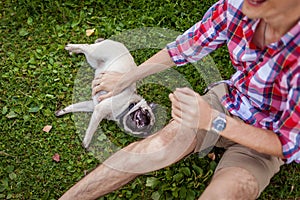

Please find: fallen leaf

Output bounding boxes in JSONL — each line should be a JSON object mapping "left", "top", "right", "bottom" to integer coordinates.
{"left": 86, "top": 28, "right": 95, "bottom": 37}
{"left": 52, "top": 153, "right": 60, "bottom": 162}
{"left": 208, "top": 152, "right": 216, "bottom": 161}
{"left": 6, "top": 111, "right": 17, "bottom": 119}
{"left": 43, "top": 125, "right": 52, "bottom": 133}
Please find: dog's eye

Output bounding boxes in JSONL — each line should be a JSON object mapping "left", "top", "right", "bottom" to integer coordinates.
{"left": 128, "top": 103, "right": 136, "bottom": 110}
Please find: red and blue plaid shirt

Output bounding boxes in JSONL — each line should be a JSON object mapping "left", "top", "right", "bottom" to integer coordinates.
{"left": 167, "top": 0, "right": 300, "bottom": 163}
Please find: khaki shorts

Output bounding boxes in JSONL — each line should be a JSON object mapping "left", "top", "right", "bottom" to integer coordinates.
{"left": 194, "top": 83, "right": 284, "bottom": 196}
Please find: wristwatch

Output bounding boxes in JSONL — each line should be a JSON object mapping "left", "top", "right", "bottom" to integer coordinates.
{"left": 211, "top": 112, "right": 227, "bottom": 134}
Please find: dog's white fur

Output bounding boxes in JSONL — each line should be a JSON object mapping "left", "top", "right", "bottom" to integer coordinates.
{"left": 56, "top": 39, "right": 155, "bottom": 148}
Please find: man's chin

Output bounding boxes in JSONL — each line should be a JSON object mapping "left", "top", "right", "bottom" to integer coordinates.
{"left": 242, "top": 0, "right": 266, "bottom": 19}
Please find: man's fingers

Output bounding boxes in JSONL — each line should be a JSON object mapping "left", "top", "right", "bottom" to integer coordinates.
{"left": 170, "top": 92, "right": 190, "bottom": 112}
{"left": 92, "top": 85, "right": 100, "bottom": 96}
{"left": 170, "top": 93, "right": 185, "bottom": 119}
{"left": 171, "top": 112, "right": 193, "bottom": 129}
{"left": 95, "top": 72, "right": 105, "bottom": 79}
{"left": 92, "top": 72, "right": 106, "bottom": 88}
{"left": 172, "top": 114, "right": 182, "bottom": 124}
{"left": 98, "top": 92, "right": 113, "bottom": 101}
{"left": 92, "top": 80, "right": 100, "bottom": 88}
{"left": 174, "top": 87, "right": 195, "bottom": 95}
{"left": 174, "top": 88, "right": 197, "bottom": 100}
{"left": 171, "top": 106, "right": 181, "bottom": 119}
{"left": 173, "top": 88, "right": 198, "bottom": 106}
{"left": 93, "top": 81, "right": 109, "bottom": 95}
{"left": 169, "top": 93, "right": 183, "bottom": 111}
{"left": 168, "top": 93, "right": 177, "bottom": 104}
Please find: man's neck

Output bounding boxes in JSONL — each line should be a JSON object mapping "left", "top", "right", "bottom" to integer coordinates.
{"left": 264, "top": 8, "right": 300, "bottom": 41}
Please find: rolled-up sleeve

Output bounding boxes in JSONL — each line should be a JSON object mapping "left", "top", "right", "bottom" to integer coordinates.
{"left": 166, "top": 0, "right": 228, "bottom": 66}
{"left": 277, "top": 74, "right": 300, "bottom": 163}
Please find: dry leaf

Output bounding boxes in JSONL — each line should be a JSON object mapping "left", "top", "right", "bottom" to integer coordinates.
{"left": 52, "top": 153, "right": 60, "bottom": 162}
{"left": 43, "top": 125, "right": 52, "bottom": 133}
{"left": 86, "top": 28, "right": 95, "bottom": 37}
{"left": 208, "top": 152, "right": 216, "bottom": 161}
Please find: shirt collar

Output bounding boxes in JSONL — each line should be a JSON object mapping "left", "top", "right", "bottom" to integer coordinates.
{"left": 281, "top": 20, "right": 300, "bottom": 46}
{"left": 242, "top": 16, "right": 300, "bottom": 49}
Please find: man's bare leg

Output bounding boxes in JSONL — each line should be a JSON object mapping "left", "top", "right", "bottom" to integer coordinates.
{"left": 59, "top": 164, "right": 138, "bottom": 200}
{"left": 60, "top": 120, "right": 197, "bottom": 200}
{"left": 199, "top": 167, "right": 259, "bottom": 200}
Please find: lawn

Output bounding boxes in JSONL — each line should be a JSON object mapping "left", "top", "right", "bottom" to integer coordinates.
{"left": 1, "top": 0, "right": 299, "bottom": 199}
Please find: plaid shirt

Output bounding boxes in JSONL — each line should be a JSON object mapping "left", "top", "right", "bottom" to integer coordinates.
{"left": 166, "top": 0, "right": 300, "bottom": 163}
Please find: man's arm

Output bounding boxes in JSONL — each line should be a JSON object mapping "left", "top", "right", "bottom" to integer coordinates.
{"left": 221, "top": 112, "right": 284, "bottom": 159}
{"left": 127, "top": 48, "right": 175, "bottom": 84}
{"left": 93, "top": 48, "right": 175, "bottom": 100}
{"left": 170, "top": 87, "right": 285, "bottom": 159}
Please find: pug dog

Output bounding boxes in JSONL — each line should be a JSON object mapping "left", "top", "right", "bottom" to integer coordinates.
{"left": 55, "top": 39, "right": 156, "bottom": 148}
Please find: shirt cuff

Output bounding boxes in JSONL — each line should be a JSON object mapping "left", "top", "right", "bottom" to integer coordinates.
{"left": 166, "top": 40, "right": 188, "bottom": 66}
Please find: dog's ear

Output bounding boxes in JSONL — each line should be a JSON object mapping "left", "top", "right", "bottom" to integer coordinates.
{"left": 148, "top": 102, "right": 157, "bottom": 111}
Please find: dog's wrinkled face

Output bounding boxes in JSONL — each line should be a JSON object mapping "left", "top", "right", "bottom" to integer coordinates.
{"left": 130, "top": 107, "right": 151, "bottom": 128}
{"left": 120, "top": 100, "right": 156, "bottom": 137}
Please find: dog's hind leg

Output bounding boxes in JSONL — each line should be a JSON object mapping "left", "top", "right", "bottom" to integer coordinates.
{"left": 65, "top": 44, "right": 90, "bottom": 55}
{"left": 65, "top": 43, "right": 104, "bottom": 69}
{"left": 55, "top": 101, "right": 94, "bottom": 116}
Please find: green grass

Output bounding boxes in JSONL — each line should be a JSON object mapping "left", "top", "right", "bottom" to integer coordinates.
{"left": 0, "top": 0, "right": 299, "bottom": 199}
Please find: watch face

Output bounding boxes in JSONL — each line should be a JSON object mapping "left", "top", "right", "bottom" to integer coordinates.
{"left": 213, "top": 119, "right": 226, "bottom": 132}
{"left": 212, "top": 114, "right": 226, "bottom": 133}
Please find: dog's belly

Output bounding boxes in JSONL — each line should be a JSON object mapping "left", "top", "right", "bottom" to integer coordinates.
{"left": 92, "top": 87, "right": 135, "bottom": 119}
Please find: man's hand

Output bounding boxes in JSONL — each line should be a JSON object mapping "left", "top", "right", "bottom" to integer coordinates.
{"left": 92, "top": 71, "right": 129, "bottom": 101}
{"left": 169, "top": 87, "right": 213, "bottom": 131}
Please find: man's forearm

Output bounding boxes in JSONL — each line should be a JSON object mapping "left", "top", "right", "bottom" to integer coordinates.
{"left": 221, "top": 113, "right": 284, "bottom": 159}
{"left": 123, "top": 48, "right": 175, "bottom": 85}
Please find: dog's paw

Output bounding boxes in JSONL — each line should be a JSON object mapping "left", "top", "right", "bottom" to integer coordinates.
{"left": 65, "top": 44, "right": 87, "bottom": 55}
{"left": 65, "top": 44, "right": 75, "bottom": 55}
{"left": 82, "top": 140, "right": 90, "bottom": 149}
{"left": 55, "top": 110, "right": 65, "bottom": 117}
{"left": 64, "top": 44, "right": 72, "bottom": 50}
{"left": 82, "top": 136, "right": 92, "bottom": 149}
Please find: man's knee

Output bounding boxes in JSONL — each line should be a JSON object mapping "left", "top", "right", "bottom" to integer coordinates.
{"left": 104, "top": 121, "right": 197, "bottom": 174}
{"left": 199, "top": 167, "right": 259, "bottom": 200}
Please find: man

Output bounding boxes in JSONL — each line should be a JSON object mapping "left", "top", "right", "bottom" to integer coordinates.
{"left": 60, "top": 0, "right": 300, "bottom": 199}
